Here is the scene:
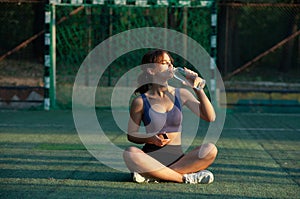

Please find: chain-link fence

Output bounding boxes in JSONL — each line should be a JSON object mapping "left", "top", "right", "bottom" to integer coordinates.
{"left": 0, "top": 0, "right": 45, "bottom": 108}
{"left": 218, "top": 2, "right": 299, "bottom": 81}
{"left": 54, "top": 5, "right": 212, "bottom": 86}
{"left": 0, "top": 0, "right": 299, "bottom": 108}
{"left": 52, "top": 2, "right": 214, "bottom": 107}
{"left": 217, "top": 2, "right": 300, "bottom": 107}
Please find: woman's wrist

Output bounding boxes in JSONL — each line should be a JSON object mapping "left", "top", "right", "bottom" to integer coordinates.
{"left": 193, "top": 86, "right": 205, "bottom": 92}
{"left": 193, "top": 86, "right": 207, "bottom": 101}
{"left": 193, "top": 77, "right": 206, "bottom": 90}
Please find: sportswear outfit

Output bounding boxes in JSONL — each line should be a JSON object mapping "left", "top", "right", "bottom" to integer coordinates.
{"left": 140, "top": 88, "right": 184, "bottom": 166}
{"left": 133, "top": 88, "right": 214, "bottom": 184}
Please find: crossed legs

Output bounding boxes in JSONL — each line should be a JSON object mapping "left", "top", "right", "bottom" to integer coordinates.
{"left": 123, "top": 143, "right": 218, "bottom": 183}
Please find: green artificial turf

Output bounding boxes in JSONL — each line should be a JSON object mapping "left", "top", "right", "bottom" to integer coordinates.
{"left": 0, "top": 109, "right": 299, "bottom": 198}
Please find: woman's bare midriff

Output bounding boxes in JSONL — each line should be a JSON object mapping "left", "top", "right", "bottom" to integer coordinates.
{"left": 163, "top": 132, "right": 181, "bottom": 145}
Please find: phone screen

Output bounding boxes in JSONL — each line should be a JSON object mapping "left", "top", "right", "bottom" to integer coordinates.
{"left": 163, "top": 134, "right": 168, "bottom": 139}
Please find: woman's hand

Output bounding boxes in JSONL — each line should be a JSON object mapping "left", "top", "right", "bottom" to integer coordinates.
{"left": 183, "top": 67, "right": 206, "bottom": 89}
{"left": 147, "top": 132, "right": 171, "bottom": 147}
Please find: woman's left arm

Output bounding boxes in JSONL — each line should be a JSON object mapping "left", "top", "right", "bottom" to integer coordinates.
{"left": 181, "top": 87, "right": 216, "bottom": 122}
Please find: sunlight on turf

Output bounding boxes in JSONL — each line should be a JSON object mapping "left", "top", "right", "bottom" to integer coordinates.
{"left": 0, "top": 110, "right": 299, "bottom": 198}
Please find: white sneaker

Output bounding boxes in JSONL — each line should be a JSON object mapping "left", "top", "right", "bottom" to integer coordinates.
{"left": 183, "top": 170, "right": 214, "bottom": 184}
{"left": 132, "top": 172, "right": 159, "bottom": 183}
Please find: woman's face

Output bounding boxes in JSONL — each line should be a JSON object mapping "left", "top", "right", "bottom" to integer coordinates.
{"left": 149, "top": 52, "right": 174, "bottom": 82}
{"left": 159, "top": 53, "right": 174, "bottom": 72}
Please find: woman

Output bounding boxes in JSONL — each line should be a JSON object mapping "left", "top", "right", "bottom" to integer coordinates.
{"left": 123, "top": 50, "right": 217, "bottom": 184}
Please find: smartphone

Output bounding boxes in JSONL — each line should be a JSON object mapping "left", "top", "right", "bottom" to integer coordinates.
{"left": 162, "top": 133, "right": 168, "bottom": 139}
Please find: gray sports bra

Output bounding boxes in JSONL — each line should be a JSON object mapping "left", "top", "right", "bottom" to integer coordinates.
{"left": 141, "top": 89, "right": 183, "bottom": 133}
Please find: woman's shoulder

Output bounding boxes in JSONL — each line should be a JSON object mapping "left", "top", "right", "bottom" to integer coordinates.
{"left": 129, "top": 95, "right": 144, "bottom": 115}
{"left": 176, "top": 87, "right": 194, "bottom": 103}
{"left": 169, "top": 87, "right": 190, "bottom": 98}
{"left": 176, "top": 87, "right": 190, "bottom": 95}
{"left": 131, "top": 95, "right": 144, "bottom": 108}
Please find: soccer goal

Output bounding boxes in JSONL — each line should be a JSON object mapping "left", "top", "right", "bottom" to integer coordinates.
{"left": 44, "top": 0, "right": 218, "bottom": 110}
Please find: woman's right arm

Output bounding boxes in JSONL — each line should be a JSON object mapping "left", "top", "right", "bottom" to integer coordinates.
{"left": 127, "top": 97, "right": 149, "bottom": 144}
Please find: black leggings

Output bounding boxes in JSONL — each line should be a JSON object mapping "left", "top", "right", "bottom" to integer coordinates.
{"left": 142, "top": 144, "right": 184, "bottom": 167}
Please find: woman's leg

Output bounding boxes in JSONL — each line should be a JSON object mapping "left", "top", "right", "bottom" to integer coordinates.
{"left": 123, "top": 146, "right": 184, "bottom": 182}
{"left": 169, "top": 143, "right": 218, "bottom": 174}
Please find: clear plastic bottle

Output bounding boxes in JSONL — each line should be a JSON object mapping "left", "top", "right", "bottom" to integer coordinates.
{"left": 173, "top": 67, "right": 206, "bottom": 90}
{"left": 173, "top": 67, "right": 187, "bottom": 83}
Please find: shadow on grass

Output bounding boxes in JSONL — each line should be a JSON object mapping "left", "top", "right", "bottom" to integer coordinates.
{"left": 0, "top": 182, "right": 268, "bottom": 199}
{"left": 0, "top": 169, "right": 130, "bottom": 182}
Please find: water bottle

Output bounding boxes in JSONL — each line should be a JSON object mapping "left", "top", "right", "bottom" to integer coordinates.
{"left": 173, "top": 67, "right": 206, "bottom": 90}
{"left": 173, "top": 67, "right": 187, "bottom": 83}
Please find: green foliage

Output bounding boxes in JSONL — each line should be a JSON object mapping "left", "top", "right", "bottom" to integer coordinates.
{"left": 55, "top": 5, "right": 212, "bottom": 87}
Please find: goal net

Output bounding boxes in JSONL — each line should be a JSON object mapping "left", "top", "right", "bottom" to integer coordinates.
{"left": 46, "top": 0, "right": 216, "bottom": 109}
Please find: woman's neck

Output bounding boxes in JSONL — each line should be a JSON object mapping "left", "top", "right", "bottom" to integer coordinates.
{"left": 150, "top": 83, "right": 169, "bottom": 97}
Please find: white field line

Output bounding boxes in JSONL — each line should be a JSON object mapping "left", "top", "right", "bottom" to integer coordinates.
{"left": 0, "top": 123, "right": 299, "bottom": 132}
{"left": 0, "top": 123, "right": 65, "bottom": 128}
{"left": 239, "top": 112, "right": 300, "bottom": 117}
{"left": 223, "top": 127, "right": 300, "bottom": 132}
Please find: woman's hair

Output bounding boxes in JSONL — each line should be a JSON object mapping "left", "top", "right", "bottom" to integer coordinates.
{"left": 135, "top": 49, "right": 174, "bottom": 94}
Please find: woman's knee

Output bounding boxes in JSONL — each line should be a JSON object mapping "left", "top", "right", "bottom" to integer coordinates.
{"left": 123, "top": 146, "right": 138, "bottom": 157}
{"left": 208, "top": 143, "right": 218, "bottom": 158}
{"left": 198, "top": 143, "right": 218, "bottom": 159}
{"left": 123, "top": 146, "right": 144, "bottom": 162}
